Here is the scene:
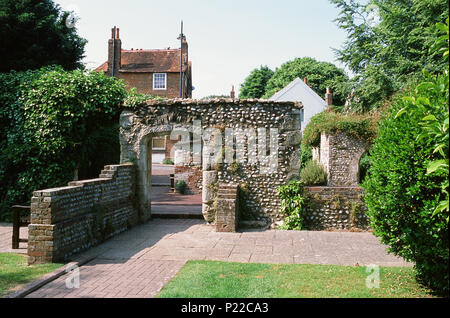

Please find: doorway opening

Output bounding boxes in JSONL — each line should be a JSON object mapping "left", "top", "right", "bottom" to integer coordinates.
{"left": 146, "top": 134, "right": 202, "bottom": 219}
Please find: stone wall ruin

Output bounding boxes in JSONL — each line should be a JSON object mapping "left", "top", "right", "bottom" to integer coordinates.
{"left": 119, "top": 98, "right": 303, "bottom": 228}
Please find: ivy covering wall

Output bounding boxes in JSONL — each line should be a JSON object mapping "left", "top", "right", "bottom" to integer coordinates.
{"left": 0, "top": 66, "right": 128, "bottom": 221}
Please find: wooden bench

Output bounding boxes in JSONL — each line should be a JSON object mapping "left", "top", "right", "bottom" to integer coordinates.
{"left": 12, "top": 205, "right": 30, "bottom": 249}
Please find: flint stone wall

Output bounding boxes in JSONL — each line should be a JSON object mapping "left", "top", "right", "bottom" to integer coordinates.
{"left": 303, "top": 186, "right": 369, "bottom": 230}
{"left": 314, "top": 131, "right": 369, "bottom": 187}
{"left": 119, "top": 98, "right": 303, "bottom": 226}
{"left": 174, "top": 165, "right": 202, "bottom": 195}
{"left": 28, "top": 164, "right": 138, "bottom": 264}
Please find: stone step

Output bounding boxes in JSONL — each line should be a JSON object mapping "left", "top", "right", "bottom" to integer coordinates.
{"left": 218, "top": 189, "right": 237, "bottom": 195}
{"left": 217, "top": 193, "right": 237, "bottom": 199}
{"left": 219, "top": 185, "right": 238, "bottom": 189}
{"left": 151, "top": 205, "right": 203, "bottom": 219}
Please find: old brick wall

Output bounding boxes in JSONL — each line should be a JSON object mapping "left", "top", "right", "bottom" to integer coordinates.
{"left": 28, "top": 164, "right": 138, "bottom": 264}
{"left": 303, "top": 186, "right": 369, "bottom": 230}
{"left": 119, "top": 72, "right": 181, "bottom": 98}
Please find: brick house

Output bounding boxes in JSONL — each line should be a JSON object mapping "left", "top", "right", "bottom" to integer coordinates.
{"left": 96, "top": 27, "right": 193, "bottom": 163}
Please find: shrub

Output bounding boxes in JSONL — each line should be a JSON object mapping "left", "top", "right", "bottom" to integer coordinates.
{"left": 0, "top": 67, "right": 127, "bottom": 221}
{"left": 300, "top": 160, "right": 327, "bottom": 186}
{"left": 362, "top": 71, "right": 449, "bottom": 296}
{"left": 300, "top": 144, "right": 312, "bottom": 172}
{"left": 302, "top": 110, "right": 378, "bottom": 148}
{"left": 123, "top": 87, "right": 165, "bottom": 108}
{"left": 278, "top": 181, "right": 308, "bottom": 230}
{"left": 363, "top": 19, "right": 449, "bottom": 296}
{"left": 175, "top": 180, "right": 187, "bottom": 194}
{"left": 162, "top": 158, "right": 174, "bottom": 165}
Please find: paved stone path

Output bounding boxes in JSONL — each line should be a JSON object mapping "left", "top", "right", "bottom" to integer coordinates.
{"left": 21, "top": 219, "right": 411, "bottom": 298}
{"left": 151, "top": 164, "right": 202, "bottom": 217}
{"left": 0, "top": 223, "right": 28, "bottom": 254}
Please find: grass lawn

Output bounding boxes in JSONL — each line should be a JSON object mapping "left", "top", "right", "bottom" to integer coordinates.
{"left": 0, "top": 253, "right": 63, "bottom": 297}
{"left": 157, "top": 260, "right": 435, "bottom": 298}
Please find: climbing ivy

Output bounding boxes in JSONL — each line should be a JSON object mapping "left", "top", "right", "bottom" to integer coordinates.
{"left": 278, "top": 181, "right": 309, "bottom": 230}
{"left": 0, "top": 66, "right": 127, "bottom": 221}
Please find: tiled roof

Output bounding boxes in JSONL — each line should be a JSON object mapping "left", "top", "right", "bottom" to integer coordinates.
{"left": 95, "top": 49, "right": 188, "bottom": 73}
{"left": 95, "top": 61, "right": 108, "bottom": 72}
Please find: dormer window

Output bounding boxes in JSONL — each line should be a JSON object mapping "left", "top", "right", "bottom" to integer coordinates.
{"left": 153, "top": 73, "right": 167, "bottom": 90}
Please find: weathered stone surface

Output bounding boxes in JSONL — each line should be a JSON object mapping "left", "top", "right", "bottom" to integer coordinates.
{"left": 303, "top": 186, "right": 369, "bottom": 231}
{"left": 315, "top": 132, "right": 369, "bottom": 187}
{"left": 28, "top": 164, "right": 138, "bottom": 264}
{"left": 120, "top": 99, "right": 304, "bottom": 227}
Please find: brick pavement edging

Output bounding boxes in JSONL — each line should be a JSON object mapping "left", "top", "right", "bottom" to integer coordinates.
{"left": 5, "top": 254, "right": 98, "bottom": 298}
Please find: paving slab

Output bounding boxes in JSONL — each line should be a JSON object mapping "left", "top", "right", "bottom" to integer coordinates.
{"left": 0, "top": 223, "right": 28, "bottom": 254}
{"left": 5, "top": 218, "right": 412, "bottom": 298}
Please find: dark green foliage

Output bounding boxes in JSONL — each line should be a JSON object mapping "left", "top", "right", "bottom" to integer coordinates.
{"left": 175, "top": 180, "right": 187, "bottom": 194}
{"left": 0, "top": 67, "right": 127, "bottom": 221}
{"left": 362, "top": 18, "right": 449, "bottom": 296}
{"left": 162, "top": 158, "right": 174, "bottom": 165}
{"left": 300, "top": 144, "right": 312, "bottom": 171}
{"left": 263, "top": 57, "right": 349, "bottom": 105}
{"left": 362, "top": 71, "right": 449, "bottom": 296}
{"left": 123, "top": 87, "right": 165, "bottom": 108}
{"left": 300, "top": 160, "right": 327, "bottom": 186}
{"left": 302, "top": 110, "right": 378, "bottom": 148}
{"left": 239, "top": 66, "right": 274, "bottom": 99}
{"left": 278, "top": 181, "right": 309, "bottom": 230}
{"left": 0, "top": 0, "right": 87, "bottom": 72}
{"left": 330, "top": 0, "right": 449, "bottom": 111}
{"left": 358, "top": 152, "right": 371, "bottom": 184}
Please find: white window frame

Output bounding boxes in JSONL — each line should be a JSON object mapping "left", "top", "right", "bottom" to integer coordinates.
{"left": 152, "top": 137, "right": 166, "bottom": 151}
{"left": 153, "top": 73, "right": 167, "bottom": 90}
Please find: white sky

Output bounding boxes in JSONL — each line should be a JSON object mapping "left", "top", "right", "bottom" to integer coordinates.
{"left": 55, "top": 0, "right": 349, "bottom": 99}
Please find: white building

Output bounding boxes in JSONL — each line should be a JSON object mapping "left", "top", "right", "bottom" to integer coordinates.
{"left": 269, "top": 77, "right": 332, "bottom": 131}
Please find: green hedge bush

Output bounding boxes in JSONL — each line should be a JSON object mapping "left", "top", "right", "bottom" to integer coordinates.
{"left": 362, "top": 70, "right": 449, "bottom": 296}
{"left": 0, "top": 67, "right": 127, "bottom": 221}
{"left": 363, "top": 19, "right": 449, "bottom": 296}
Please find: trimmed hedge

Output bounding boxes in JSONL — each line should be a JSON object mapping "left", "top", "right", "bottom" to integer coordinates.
{"left": 362, "top": 70, "right": 449, "bottom": 296}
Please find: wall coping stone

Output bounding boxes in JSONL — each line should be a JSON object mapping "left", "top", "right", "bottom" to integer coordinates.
{"left": 306, "top": 186, "right": 363, "bottom": 192}
{"left": 126, "top": 98, "right": 303, "bottom": 109}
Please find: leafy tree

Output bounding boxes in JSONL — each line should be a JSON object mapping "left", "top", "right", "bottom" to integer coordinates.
{"left": 330, "top": 0, "right": 449, "bottom": 111}
{"left": 263, "top": 57, "right": 349, "bottom": 106}
{"left": 0, "top": 0, "right": 87, "bottom": 72}
{"left": 239, "top": 66, "right": 274, "bottom": 99}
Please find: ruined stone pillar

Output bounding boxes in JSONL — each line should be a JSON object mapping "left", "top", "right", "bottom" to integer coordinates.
{"left": 202, "top": 170, "right": 218, "bottom": 223}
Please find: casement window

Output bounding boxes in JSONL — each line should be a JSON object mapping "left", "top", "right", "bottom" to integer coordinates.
{"left": 153, "top": 73, "right": 167, "bottom": 90}
{"left": 152, "top": 137, "right": 166, "bottom": 150}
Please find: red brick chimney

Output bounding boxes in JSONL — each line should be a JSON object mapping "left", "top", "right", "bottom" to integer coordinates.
{"left": 230, "top": 85, "right": 235, "bottom": 99}
{"left": 304, "top": 77, "right": 311, "bottom": 88}
{"left": 181, "top": 35, "right": 188, "bottom": 68}
{"left": 108, "top": 26, "right": 121, "bottom": 77}
{"left": 325, "top": 87, "right": 333, "bottom": 106}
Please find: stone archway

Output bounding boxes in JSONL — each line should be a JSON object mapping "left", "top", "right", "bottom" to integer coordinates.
{"left": 119, "top": 99, "right": 303, "bottom": 227}
{"left": 313, "top": 131, "right": 370, "bottom": 187}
